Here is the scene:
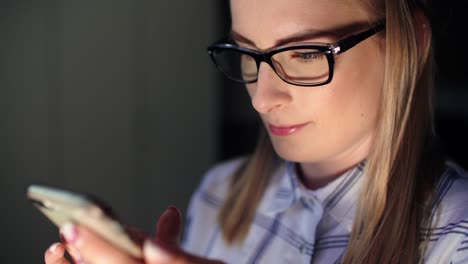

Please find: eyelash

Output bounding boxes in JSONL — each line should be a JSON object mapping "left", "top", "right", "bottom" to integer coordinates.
{"left": 291, "top": 52, "right": 324, "bottom": 63}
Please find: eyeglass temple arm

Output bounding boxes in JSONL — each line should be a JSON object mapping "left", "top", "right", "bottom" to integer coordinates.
{"left": 333, "top": 23, "right": 386, "bottom": 54}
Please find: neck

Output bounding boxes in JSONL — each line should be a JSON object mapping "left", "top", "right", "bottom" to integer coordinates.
{"left": 297, "top": 135, "right": 372, "bottom": 190}
{"left": 297, "top": 160, "right": 364, "bottom": 189}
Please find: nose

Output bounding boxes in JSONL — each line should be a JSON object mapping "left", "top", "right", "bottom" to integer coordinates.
{"left": 250, "top": 62, "right": 292, "bottom": 114}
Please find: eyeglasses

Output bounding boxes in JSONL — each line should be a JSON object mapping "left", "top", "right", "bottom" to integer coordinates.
{"left": 207, "top": 23, "right": 385, "bottom": 87}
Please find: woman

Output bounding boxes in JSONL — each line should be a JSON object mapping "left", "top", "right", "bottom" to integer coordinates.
{"left": 45, "top": 0, "right": 468, "bottom": 263}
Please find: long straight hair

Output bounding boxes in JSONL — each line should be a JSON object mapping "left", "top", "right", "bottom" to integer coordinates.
{"left": 218, "top": 0, "right": 445, "bottom": 262}
{"left": 341, "top": 0, "right": 445, "bottom": 262}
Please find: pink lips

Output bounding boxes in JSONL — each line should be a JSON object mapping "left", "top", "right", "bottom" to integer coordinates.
{"left": 268, "top": 122, "right": 309, "bottom": 136}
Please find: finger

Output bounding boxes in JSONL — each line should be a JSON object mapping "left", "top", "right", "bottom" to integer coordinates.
{"left": 63, "top": 243, "right": 84, "bottom": 264}
{"left": 124, "top": 224, "right": 149, "bottom": 247}
{"left": 143, "top": 239, "right": 224, "bottom": 264}
{"left": 44, "top": 242, "right": 71, "bottom": 264}
{"left": 60, "top": 222, "right": 142, "bottom": 264}
{"left": 60, "top": 230, "right": 85, "bottom": 263}
{"left": 155, "top": 206, "right": 182, "bottom": 246}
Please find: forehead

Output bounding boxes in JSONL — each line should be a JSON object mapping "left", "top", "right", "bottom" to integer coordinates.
{"left": 230, "top": 0, "right": 371, "bottom": 48}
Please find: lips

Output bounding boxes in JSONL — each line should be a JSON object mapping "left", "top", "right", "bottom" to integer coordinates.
{"left": 268, "top": 122, "right": 309, "bottom": 136}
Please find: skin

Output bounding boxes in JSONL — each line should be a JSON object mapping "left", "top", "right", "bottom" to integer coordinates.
{"left": 45, "top": 207, "right": 223, "bottom": 264}
{"left": 45, "top": 0, "right": 387, "bottom": 262}
{"left": 232, "top": 0, "right": 385, "bottom": 189}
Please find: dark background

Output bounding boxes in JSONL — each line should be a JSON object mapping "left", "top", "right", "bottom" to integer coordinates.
{"left": 1, "top": 1, "right": 467, "bottom": 263}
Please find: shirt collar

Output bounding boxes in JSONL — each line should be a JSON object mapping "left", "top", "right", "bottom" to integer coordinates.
{"left": 259, "top": 159, "right": 366, "bottom": 223}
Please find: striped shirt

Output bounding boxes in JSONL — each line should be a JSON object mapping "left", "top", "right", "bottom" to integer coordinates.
{"left": 182, "top": 157, "right": 468, "bottom": 263}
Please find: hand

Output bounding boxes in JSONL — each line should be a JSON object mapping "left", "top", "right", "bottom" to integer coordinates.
{"left": 44, "top": 207, "right": 224, "bottom": 264}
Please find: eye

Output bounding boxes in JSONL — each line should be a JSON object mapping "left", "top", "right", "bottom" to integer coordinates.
{"left": 291, "top": 51, "right": 324, "bottom": 62}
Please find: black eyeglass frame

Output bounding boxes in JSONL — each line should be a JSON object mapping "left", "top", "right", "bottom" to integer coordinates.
{"left": 207, "top": 22, "right": 385, "bottom": 87}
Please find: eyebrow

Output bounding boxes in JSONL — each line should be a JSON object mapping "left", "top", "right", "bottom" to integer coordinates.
{"left": 230, "top": 22, "right": 371, "bottom": 49}
{"left": 230, "top": 29, "right": 333, "bottom": 49}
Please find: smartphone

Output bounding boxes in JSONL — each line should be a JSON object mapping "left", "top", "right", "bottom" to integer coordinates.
{"left": 26, "top": 184, "right": 143, "bottom": 259}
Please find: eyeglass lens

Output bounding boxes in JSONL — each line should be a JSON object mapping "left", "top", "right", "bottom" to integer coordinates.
{"left": 212, "top": 48, "right": 330, "bottom": 85}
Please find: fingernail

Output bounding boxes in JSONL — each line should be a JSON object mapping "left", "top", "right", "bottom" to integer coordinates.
{"left": 49, "top": 242, "right": 60, "bottom": 253}
{"left": 144, "top": 240, "right": 173, "bottom": 262}
{"left": 60, "top": 222, "right": 80, "bottom": 246}
{"left": 167, "top": 206, "right": 177, "bottom": 211}
{"left": 71, "top": 249, "right": 85, "bottom": 264}
{"left": 167, "top": 206, "right": 180, "bottom": 216}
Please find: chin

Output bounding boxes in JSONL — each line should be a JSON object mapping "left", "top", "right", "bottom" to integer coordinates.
{"left": 270, "top": 140, "right": 320, "bottom": 163}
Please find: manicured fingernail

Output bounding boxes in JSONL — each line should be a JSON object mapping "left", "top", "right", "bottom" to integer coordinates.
{"left": 72, "top": 251, "right": 85, "bottom": 264}
{"left": 60, "top": 222, "right": 80, "bottom": 246}
{"left": 144, "top": 240, "right": 173, "bottom": 262}
{"left": 49, "top": 242, "right": 60, "bottom": 253}
{"left": 167, "top": 206, "right": 180, "bottom": 215}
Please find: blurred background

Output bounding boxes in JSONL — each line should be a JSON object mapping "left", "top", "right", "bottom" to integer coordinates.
{"left": 0, "top": 1, "right": 466, "bottom": 262}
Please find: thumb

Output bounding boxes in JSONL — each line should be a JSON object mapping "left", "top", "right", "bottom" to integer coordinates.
{"left": 155, "top": 206, "right": 182, "bottom": 246}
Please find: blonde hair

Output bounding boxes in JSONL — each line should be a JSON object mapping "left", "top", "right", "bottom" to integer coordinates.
{"left": 219, "top": 0, "right": 445, "bottom": 262}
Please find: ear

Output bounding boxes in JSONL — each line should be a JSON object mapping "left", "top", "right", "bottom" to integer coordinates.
{"left": 413, "top": 9, "right": 431, "bottom": 64}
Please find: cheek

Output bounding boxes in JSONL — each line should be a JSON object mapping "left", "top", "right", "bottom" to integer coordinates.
{"left": 326, "top": 45, "right": 384, "bottom": 126}
{"left": 286, "top": 48, "right": 383, "bottom": 159}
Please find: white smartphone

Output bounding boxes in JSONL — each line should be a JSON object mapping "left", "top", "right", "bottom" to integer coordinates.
{"left": 27, "top": 184, "right": 143, "bottom": 259}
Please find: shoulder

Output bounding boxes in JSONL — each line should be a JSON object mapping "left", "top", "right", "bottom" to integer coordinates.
{"left": 423, "top": 161, "right": 468, "bottom": 263}
{"left": 195, "top": 156, "right": 247, "bottom": 198}
{"left": 433, "top": 161, "right": 468, "bottom": 217}
{"left": 185, "top": 156, "right": 248, "bottom": 213}
{"left": 181, "top": 156, "right": 247, "bottom": 252}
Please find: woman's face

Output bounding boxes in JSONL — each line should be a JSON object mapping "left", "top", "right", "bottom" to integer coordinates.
{"left": 231, "top": 0, "right": 385, "bottom": 168}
